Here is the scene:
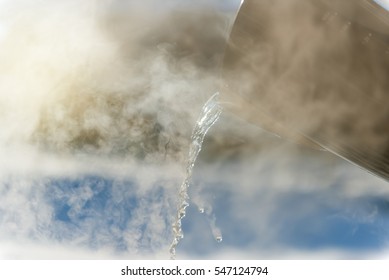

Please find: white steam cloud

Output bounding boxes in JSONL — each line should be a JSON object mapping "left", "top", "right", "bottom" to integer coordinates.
{"left": 0, "top": 0, "right": 388, "bottom": 259}
{"left": 0, "top": 0, "right": 233, "bottom": 258}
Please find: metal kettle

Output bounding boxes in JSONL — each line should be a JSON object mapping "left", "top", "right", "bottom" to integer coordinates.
{"left": 222, "top": 0, "right": 389, "bottom": 180}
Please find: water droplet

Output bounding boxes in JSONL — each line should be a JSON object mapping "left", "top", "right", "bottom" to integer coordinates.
{"left": 216, "top": 236, "right": 223, "bottom": 243}
{"left": 198, "top": 208, "right": 205, "bottom": 214}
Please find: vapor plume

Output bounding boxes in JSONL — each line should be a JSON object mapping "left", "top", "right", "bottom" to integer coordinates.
{"left": 0, "top": 0, "right": 231, "bottom": 165}
{"left": 1, "top": 0, "right": 389, "bottom": 259}
{"left": 0, "top": 0, "right": 234, "bottom": 258}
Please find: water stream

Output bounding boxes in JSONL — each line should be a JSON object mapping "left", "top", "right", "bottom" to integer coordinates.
{"left": 169, "top": 92, "right": 223, "bottom": 259}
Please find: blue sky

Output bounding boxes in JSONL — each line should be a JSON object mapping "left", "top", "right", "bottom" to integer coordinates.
{"left": 0, "top": 0, "right": 389, "bottom": 259}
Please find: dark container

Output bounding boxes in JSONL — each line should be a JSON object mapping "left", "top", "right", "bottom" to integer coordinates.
{"left": 222, "top": 0, "right": 389, "bottom": 180}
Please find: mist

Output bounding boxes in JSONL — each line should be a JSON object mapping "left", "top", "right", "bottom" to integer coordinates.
{"left": 0, "top": 0, "right": 241, "bottom": 259}
{"left": 0, "top": 0, "right": 389, "bottom": 259}
{"left": 0, "top": 0, "right": 234, "bottom": 166}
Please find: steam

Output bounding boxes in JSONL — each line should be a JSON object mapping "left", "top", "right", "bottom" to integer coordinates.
{"left": 0, "top": 0, "right": 234, "bottom": 257}
{"left": 0, "top": 0, "right": 231, "bottom": 164}
{"left": 1, "top": 0, "right": 388, "bottom": 259}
